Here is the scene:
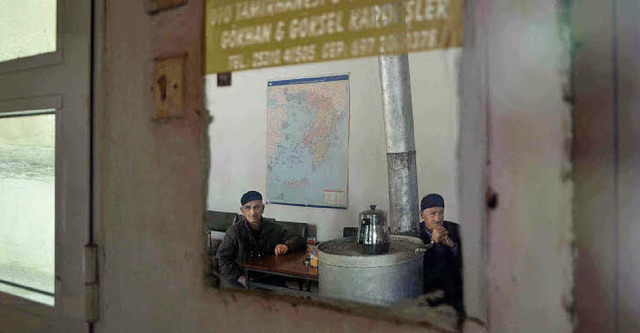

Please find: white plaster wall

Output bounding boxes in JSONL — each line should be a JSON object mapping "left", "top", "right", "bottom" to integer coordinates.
{"left": 93, "top": 1, "right": 449, "bottom": 333}
{"left": 481, "top": 0, "right": 574, "bottom": 331}
{"left": 205, "top": 51, "right": 461, "bottom": 241}
{"left": 1, "top": 0, "right": 603, "bottom": 331}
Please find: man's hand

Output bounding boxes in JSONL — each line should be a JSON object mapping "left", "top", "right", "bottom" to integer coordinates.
{"left": 274, "top": 244, "right": 289, "bottom": 255}
{"left": 431, "top": 225, "right": 448, "bottom": 242}
{"left": 237, "top": 275, "right": 247, "bottom": 287}
{"left": 431, "top": 226, "right": 454, "bottom": 247}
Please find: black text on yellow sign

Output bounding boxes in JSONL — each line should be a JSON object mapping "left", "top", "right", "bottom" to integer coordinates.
{"left": 205, "top": 0, "right": 463, "bottom": 73}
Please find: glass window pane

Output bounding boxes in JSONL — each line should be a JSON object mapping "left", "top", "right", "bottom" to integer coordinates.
{"left": 0, "top": 111, "right": 55, "bottom": 306}
{"left": 0, "top": 0, "right": 57, "bottom": 63}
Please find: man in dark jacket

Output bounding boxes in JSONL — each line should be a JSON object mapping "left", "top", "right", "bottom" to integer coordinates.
{"left": 216, "top": 190, "right": 306, "bottom": 288}
{"left": 419, "top": 193, "right": 464, "bottom": 317}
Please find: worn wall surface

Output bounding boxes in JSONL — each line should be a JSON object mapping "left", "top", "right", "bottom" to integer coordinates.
{"left": 572, "top": 0, "right": 617, "bottom": 331}
{"left": 94, "top": 0, "right": 448, "bottom": 332}
{"left": 95, "top": 0, "right": 582, "bottom": 332}
{"left": 205, "top": 52, "right": 461, "bottom": 241}
{"left": 480, "top": 0, "right": 574, "bottom": 332}
{"left": 574, "top": 0, "right": 640, "bottom": 331}
{"left": 5, "top": 0, "right": 639, "bottom": 331}
{"left": 614, "top": 1, "right": 640, "bottom": 330}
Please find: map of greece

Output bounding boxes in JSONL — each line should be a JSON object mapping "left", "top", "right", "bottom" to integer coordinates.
{"left": 266, "top": 75, "right": 349, "bottom": 208}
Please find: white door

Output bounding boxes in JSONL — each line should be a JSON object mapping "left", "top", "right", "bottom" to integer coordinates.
{"left": 0, "top": 0, "right": 91, "bottom": 332}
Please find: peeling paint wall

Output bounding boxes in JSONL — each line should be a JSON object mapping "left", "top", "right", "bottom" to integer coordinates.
{"left": 572, "top": 0, "right": 617, "bottom": 330}
{"left": 480, "top": 0, "right": 574, "bottom": 331}
{"left": 6, "top": 0, "right": 640, "bottom": 331}
{"left": 613, "top": 0, "right": 640, "bottom": 329}
{"left": 96, "top": 0, "right": 581, "bottom": 332}
{"left": 94, "top": 0, "right": 448, "bottom": 332}
{"left": 574, "top": 0, "right": 640, "bottom": 331}
{"left": 96, "top": 0, "right": 576, "bottom": 330}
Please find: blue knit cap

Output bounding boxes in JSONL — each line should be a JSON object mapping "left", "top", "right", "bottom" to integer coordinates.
{"left": 421, "top": 193, "right": 445, "bottom": 211}
{"left": 241, "top": 191, "right": 263, "bottom": 206}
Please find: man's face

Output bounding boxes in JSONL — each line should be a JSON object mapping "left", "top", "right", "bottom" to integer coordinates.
{"left": 421, "top": 207, "right": 445, "bottom": 230}
{"left": 241, "top": 200, "right": 264, "bottom": 224}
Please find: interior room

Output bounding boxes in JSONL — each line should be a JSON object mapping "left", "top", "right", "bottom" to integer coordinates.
{"left": 205, "top": 52, "right": 461, "bottom": 240}
{"left": 0, "top": 0, "right": 639, "bottom": 332}
{"left": 204, "top": 49, "right": 464, "bottom": 323}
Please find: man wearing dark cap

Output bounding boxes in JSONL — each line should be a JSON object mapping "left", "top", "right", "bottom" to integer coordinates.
{"left": 419, "top": 193, "right": 464, "bottom": 317}
{"left": 216, "top": 191, "right": 306, "bottom": 288}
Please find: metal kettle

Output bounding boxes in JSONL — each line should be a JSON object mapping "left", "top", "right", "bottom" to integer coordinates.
{"left": 358, "top": 205, "right": 390, "bottom": 255}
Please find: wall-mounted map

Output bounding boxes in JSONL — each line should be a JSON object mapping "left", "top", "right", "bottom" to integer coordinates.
{"left": 266, "top": 75, "right": 349, "bottom": 208}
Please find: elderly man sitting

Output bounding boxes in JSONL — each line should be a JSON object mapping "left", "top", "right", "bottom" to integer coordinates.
{"left": 216, "top": 190, "right": 306, "bottom": 288}
{"left": 418, "top": 193, "right": 464, "bottom": 317}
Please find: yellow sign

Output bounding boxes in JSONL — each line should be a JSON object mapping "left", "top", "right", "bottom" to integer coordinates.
{"left": 205, "top": 0, "right": 463, "bottom": 73}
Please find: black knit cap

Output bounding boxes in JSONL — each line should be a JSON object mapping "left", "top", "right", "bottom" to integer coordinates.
{"left": 241, "top": 190, "right": 263, "bottom": 206}
{"left": 421, "top": 193, "right": 445, "bottom": 211}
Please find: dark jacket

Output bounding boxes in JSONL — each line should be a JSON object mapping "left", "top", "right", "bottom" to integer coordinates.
{"left": 216, "top": 217, "right": 306, "bottom": 287}
{"left": 419, "top": 220, "right": 464, "bottom": 316}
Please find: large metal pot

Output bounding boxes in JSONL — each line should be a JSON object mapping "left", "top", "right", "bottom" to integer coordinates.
{"left": 318, "top": 235, "right": 424, "bottom": 305}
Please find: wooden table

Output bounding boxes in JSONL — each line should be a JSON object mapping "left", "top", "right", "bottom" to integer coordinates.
{"left": 242, "top": 251, "right": 318, "bottom": 297}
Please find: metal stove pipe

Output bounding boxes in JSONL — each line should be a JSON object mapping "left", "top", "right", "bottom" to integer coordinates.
{"left": 378, "top": 54, "right": 419, "bottom": 237}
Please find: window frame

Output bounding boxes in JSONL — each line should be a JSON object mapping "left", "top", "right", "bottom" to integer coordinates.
{"left": 0, "top": 0, "right": 92, "bottom": 328}
{"left": 0, "top": 94, "right": 61, "bottom": 312}
{"left": 0, "top": 0, "right": 63, "bottom": 74}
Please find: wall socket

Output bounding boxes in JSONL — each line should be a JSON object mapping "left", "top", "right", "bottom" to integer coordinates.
{"left": 152, "top": 55, "right": 185, "bottom": 120}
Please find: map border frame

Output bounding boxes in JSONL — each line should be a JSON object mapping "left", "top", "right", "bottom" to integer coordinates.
{"left": 266, "top": 74, "right": 350, "bottom": 210}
